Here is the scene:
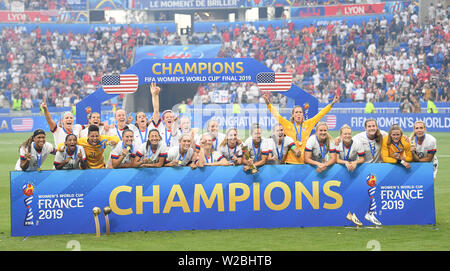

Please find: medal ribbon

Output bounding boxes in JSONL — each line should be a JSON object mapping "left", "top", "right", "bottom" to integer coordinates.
{"left": 252, "top": 140, "right": 261, "bottom": 161}
{"left": 33, "top": 142, "right": 42, "bottom": 169}
{"left": 294, "top": 122, "right": 303, "bottom": 142}
{"left": 276, "top": 137, "right": 285, "bottom": 161}
{"left": 342, "top": 140, "right": 353, "bottom": 161}
{"left": 138, "top": 127, "right": 148, "bottom": 144}
{"left": 316, "top": 136, "right": 326, "bottom": 161}
{"left": 366, "top": 133, "right": 376, "bottom": 157}
{"left": 165, "top": 128, "right": 172, "bottom": 147}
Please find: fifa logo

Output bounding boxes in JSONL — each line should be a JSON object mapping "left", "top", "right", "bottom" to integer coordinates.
{"left": 365, "top": 174, "right": 382, "bottom": 226}
{"left": 22, "top": 183, "right": 34, "bottom": 226}
{"left": 303, "top": 103, "right": 309, "bottom": 120}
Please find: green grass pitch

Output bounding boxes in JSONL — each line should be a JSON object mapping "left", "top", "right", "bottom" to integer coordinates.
{"left": 0, "top": 131, "right": 449, "bottom": 251}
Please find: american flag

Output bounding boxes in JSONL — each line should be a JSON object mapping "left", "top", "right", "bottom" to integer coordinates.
{"left": 256, "top": 72, "right": 292, "bottom": 92}
{"left": 101, "top": 74, "right": 139, "bottom": 94}
{"left": 326, "top": 115, "right": 337, "bottom": 129}
{"left": 11, "top": 118, "right": 33, "bottom": 132}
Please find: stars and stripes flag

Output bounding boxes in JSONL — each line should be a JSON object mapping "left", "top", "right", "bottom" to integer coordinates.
{"left": 326, "top": 115, "right": 337, "bottom": 129}
{"left": 101, "top": 74, "right": 139, "bottom": 94}
{"left": 11, "top": 118, "right": 33, "bottom": 132}
{"left": 256, "top": 72, "right": 292, "bottom": 92}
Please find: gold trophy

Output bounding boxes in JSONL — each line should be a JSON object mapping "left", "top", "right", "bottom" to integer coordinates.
{"left": 103, "top": 206, "right": 111, "bottom": 235}
{"left": 92, "top": 207, "right": 101, "bottom": 237}
{"left": 242, "top": 145, "right": 258, "bottom": 174}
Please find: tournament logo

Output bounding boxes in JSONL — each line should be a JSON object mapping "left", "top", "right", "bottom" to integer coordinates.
{"left": 22, "top": 183, "right": 34, "bottom": 226}
{"left": 365, "top": 174, "right": 382, "bottom": 226}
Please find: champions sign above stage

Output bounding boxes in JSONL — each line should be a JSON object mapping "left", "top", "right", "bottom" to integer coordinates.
{"left": 76, "top": 57, "right": 315, "bottom": 125}
{"left": 10, "top": 163, "right": 435, "bottom": 236}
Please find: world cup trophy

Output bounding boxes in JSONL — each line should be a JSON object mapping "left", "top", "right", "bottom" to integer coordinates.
{"left": 365, "top": 174, "right": 382, "bottom": 226}
{"left": 241, "top": 145, "right": 258, "bottom": 174}
{"left": 22, "top": 183, "right": 34, "bottom": 226}
{"left": 103, "top": 206, "right": 112, "bottom": 235}
{"left": 92, "top": 207, "right": 101, "bottom": 237}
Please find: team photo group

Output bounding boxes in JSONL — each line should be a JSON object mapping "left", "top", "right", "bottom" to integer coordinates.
{"left": 15, "top": 82, "right": 438, "bottom": 182}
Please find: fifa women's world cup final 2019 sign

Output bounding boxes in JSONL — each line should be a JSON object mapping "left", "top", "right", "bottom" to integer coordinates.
{"left": 76, "top": 58, "right": 318, "bottom": 125}
{"left": 10, "top": 163, "right": 435, "bottom": 236}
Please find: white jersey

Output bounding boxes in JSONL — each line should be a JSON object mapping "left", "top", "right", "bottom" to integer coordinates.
{"left": 243, "top": 137, "right": 272, "bottom": 162}
{"left": 305, "top": 135, "right": 337, "bottom": 163}
{"left": 107, "top": 142, "right": 139, "bottom": 167}
{"left": 217, "top": 143, "right": 243, "bottom": 164}
{"left": 412, "top": 133, "right": 438, "bottom": 178}
{"left": 51, "top": 124, "right": 83, "bottom": 147}
{"left": 335, "top": 138, "right": 366, "bottom": 162}
{"left": 54, "top": 145, "right": 86, "bottom": 169}
{"left": 166, "top": 146, "right": 195, "bottom": 166}
{"left": 130, "top": 125, "right": 149, "bottom": 147}
{"left": 353, "top": 130, "right": 388, "bottom": 163}
{"left": 15, "top": 142, "right": 55, "bottom": 171}
{"left": 268, "top": 135, "right": 296, "bottom": 164}
{"left": 195, "top": 132, "right": 226, "bottom": 152}
{"left": 202, "top": 151, "right": 224, "bottom": 164}
{"left": 149, "top": 119, "right": 178, "bottom": 148}
{"left": 79, "top": 125, "right": 105, "bottom": 138}
{"left": 106, "top": 125, "right": 128, "bottom": 141}
{"left": 136, "top": 141, "right": 168, "bottom": 164}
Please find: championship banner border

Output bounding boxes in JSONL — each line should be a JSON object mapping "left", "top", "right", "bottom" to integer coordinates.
{"left": 10, "top": 163, "right": 435, "bottom": 237}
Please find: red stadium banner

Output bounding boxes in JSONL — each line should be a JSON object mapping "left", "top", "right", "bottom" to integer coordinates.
{"left": 325, "top": 3, "right": 386, "bottom": 16}
{"left": 0, "top": 11, "right": 54, "bottom": 22}
{"left": 292, "top": 3, "right": 386, "bottom": 18}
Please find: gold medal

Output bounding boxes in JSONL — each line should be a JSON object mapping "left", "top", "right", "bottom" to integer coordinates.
{"left": 37, "top": 168, "right": 41, "bottom": 172}
{"left": 178, "top": 160, "right": 182, "bottom": 165}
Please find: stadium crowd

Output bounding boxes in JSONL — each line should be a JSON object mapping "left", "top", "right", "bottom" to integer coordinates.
{"left": 195, "top": 2, "right": 449, "bottom": 106}
{"left": 0, "top": 2, "right": 449, "bottom": 111}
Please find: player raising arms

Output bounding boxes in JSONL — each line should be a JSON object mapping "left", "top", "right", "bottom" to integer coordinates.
{"left": 148, "top": 82, "right": 178, "bottom": 148}
{"left": 410, "top": 121, "right": 438, "bottom": 180}
{"left": 304, "top": 122, "right": 337, "bottom": 173}
{"left": 381, "top": 124, "right": 413, "bottom": 169}
{"left": 54, "top": 134, "right": 87, "bottom": 170}
{"left": 15, "top": 129, "right": 56, "bottom": 171}
{"left": 42, "top": 98, "right": 83, "bottom": 147}
{"left": 263, "top": 93, "right": 339, "bottom": 164}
